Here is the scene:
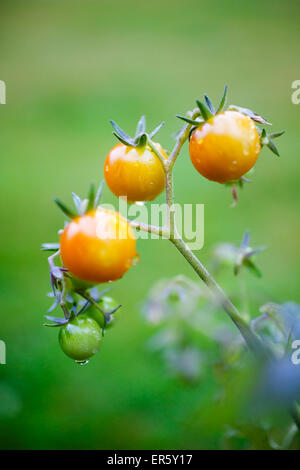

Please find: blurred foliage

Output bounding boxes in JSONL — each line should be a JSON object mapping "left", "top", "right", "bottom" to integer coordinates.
{"left": 0, "top": 0, "right": 300, "bottom": 449}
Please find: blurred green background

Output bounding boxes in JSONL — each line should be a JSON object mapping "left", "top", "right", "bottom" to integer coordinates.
{"left": 0, "top": 0, "right": 299, "bottom": 449}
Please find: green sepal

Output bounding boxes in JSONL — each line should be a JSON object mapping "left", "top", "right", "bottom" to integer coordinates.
{"left": 176, "top": 115, "right": 203, "bottom": 126}
{"left": 41, "top": 243, "right": 60, "bottom": 252}
{"left": 135, "top": 115, "right": 146, "bottom": 137}
{"left": 135, "top": 132, "right": 148, "bottom": 148}
{"left": 269, "top": 131, "right": 285, "bottom": 139}
{"left": 72, "top": 193, "right": 82, "bottom": 215}
{"left": 110, "top": 117, "right": 164, "bottom": 148}
{"left": 110, "top": 120, "right": 135, "bottom": 146}
{"left": 241, "top": 230, "right": 250, "bottom": 250}
{"left": 44, "top": 315, "right": 69, "bottom": 327}
{"left": 196, "top": 100, "right": 214, "bottom": 121}
{"left": 260, "top": 128, "right": 284, "bottom": 157}
{"left": 204, "top": 94, "right": 215, "bottom": 114}
{"left": 267, "top": 140, "right": 280, "bottom": 157}
{"left": 243, "top": 258, "right": 262, "bottom": 278}
{"left": 87, "top": 183, "right": 95, "bottom": 212}
{"left": 188, "top": 126, "right": 197, "bottom": 140}
{"left": 216, "top": 84, "right": 228, "bottom": 114}
{"left": 54, "top": 197, "right": 77, "bottom": 219}
{"left": 229, "top": 105, "right": 271, "bottom": 125}
{"left": 149, "top": 121, "right": 165, "bottom": 138}
{"left": 94, "top": 180, "right": 105, "bottom": 208}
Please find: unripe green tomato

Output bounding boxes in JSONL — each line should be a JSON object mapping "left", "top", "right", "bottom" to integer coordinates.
{"left": 65, "top": 274, "right": 96, "bottom": 292}
{"left": 100, "top": 296, "right": 120, "bottom": 329}
{"left": 87, "top": 296, "right": 120, "bottom": 330}
{"left": 59, "top": 314, "right": 102, "bottom": 362}
{"left": 87, "top": 305, "right": 106, "bottom": 329}
{"left": 104, "top": 314, "right": 115, "bottom": 329}
{"left": 99, "top": 296, "right": 119, "bottom": 313}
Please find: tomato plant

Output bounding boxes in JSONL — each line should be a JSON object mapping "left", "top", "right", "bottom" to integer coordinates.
{"left": 42, "top": 86, "right": 300, "bottom": 445}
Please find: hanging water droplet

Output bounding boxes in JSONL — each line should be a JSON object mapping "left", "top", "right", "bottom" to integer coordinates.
{"left": 75, "top": 360, "right": 89, "bottom": 365}
{"left": 132, "top": 254, "right": 140, "bottom": 266}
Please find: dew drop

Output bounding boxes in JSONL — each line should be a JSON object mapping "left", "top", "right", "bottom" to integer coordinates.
{"left": 135, "top": 201, "right": 146, "bottom": 206}
{"left": 75, "top": 360, "right": 89, "bottom": 366}
{"left": 132, "top": 254, "right": 141, "bottom": 266}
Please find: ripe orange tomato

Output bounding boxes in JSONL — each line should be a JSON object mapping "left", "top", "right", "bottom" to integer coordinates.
{"left": 60, "top": 208, "right": 138, "bottom": 284}
{"left": 189, "top": 111, "right": 261, "bottom": 183}
{"left": 104, "top": 143, "right": 167, "bottom": 202}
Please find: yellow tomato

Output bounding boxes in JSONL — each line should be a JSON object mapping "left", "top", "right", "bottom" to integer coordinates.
{"left": 60, "top": 208, "right": 138, "bottom": 284}
{"left": 189, "top": 111, "right": 261, "bottom": 183}
{"left": 104, "top": 143, "right": 167, "bottom": 202}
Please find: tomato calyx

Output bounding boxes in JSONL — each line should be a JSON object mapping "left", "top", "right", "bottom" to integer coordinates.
{"left": 110, "top": 115, "right": 165, "bottom": 149}
{"left": 43, "top": 283, "right": 121, "bottom": 329}
{"left": 260, "top": 128, "right": 285, "bottom": 157}
{"left": 176, "top": 85, "right": 284, "bottom": 145}
{"left": 53, "top": 180, "right": 105, "bottom": 220}
{"left": 234, "top": 231, "right": 266, "bottom": 278}
{"left": 176, "top": 84, "right": 228, "bottom": 130}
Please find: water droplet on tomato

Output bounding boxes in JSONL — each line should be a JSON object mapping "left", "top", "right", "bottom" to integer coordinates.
{"left": 132, "top": 254, "right": 140, "bottom": 266}
{"left": 75, "top": 360, "right": 89, "bottom": 365}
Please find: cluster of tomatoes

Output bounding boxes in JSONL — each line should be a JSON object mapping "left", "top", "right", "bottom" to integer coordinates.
{"left": 42, "top": 86, "right": 283, "bottom": 363}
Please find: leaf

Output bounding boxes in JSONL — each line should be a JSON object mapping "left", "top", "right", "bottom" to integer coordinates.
{"left": 196, "top": 100, "right": 213, "bottom": 121}
{"left": 54, "top": 198, "right": 76, "bottom": 219}
{"left": 149, "top": 121, "right": 165, "bottom": 138}
{"left": 94, "top": 180, "right": 105, "bottom": 208}
{"left": 41, "top": 243, "right": 60, "bottom": 252}
{"left": 216, "top": 84, "right": 228, "bottom": 114}
{"left": 204, "top": 94, "right": 215, "bottom": 114}
{"left": 135, "top": 115, "right": 146, "bottom": 137}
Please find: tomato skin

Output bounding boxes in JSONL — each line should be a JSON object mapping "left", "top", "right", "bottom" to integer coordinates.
{"left": 88, "top": 297, "right": 119, "bottom": 329}
{"left": 104, "top": 143, "right": 167, "bottom": 202}
{"left": 60, "top": 209, "right": 138, "bottom": 284}
{"left": 189, "top": 111, "right": 261, "bottom": 183}
{"left": 88, "top": 305, "right": 105, "bottom": 328}
{"left": 59, "top": 314, "right": 102, "bottom": 361}
{"left": 99, "top": 296, "right": 119, "bottom": 313}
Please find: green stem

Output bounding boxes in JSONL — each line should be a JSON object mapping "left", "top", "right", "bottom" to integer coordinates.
{"left": 129, "top": 220, "right": 169, "bottom": 238}
{"left": 78, "top": 290, "right": 106, "bottom": 315}
{"left": 171, "top": 232, "right": 264, "bottom": 354}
